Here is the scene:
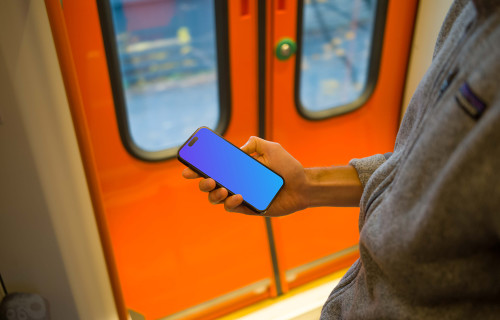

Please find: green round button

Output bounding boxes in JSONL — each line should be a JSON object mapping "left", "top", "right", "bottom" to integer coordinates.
{"left": 275, "top": 38, "right": 297, "bottom": 60}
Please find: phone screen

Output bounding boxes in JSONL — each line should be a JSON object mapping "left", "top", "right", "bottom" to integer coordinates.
{"left": 177, "top": 127, "right": 284, "bottom": 213}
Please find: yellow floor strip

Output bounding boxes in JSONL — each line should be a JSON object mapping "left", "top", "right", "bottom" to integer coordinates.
{"left": 219, "top": 268, "right": 348, "bottom": 320}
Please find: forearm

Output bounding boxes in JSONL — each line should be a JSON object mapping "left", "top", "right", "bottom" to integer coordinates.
{"left": 303, "top": 165, "right": 363, "bottom": 208}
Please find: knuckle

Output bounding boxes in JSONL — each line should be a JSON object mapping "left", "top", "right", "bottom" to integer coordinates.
{"left": 208, "top": 193, "right": 216, "bottom": 204}
{"left": 224, "top": 201, "right": 234, "bottom": 212}
{"left": 209, "top": 196, "right": 220, "bottom": 205}
{"left": 200, "top": 179, "right": 214, "bottom": 192}
{"left": 250, "top": 136, "right": 262, "bottom": 143}
{"left": 199, "top": 180, "right": 205, "bottom": 191}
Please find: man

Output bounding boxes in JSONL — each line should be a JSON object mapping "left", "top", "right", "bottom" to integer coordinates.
{"left": 182, "top": 0, "right": 500, "bottom": 318}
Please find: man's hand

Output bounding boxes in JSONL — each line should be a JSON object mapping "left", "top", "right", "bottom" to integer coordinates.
{"left": 182, "top": 136, "right": 309, "bottom": 217}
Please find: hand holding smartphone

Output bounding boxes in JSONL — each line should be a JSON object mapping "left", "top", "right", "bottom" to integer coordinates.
{"left": 177, "top": 127, "right": 285, "bottom": 213}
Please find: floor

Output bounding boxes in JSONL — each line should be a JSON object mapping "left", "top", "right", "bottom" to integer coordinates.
{"left": 219, "top": 269, "right": 346, "bottom": 320}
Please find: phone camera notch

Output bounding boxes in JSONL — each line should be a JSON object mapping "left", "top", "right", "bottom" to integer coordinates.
{"left": 188, "top": 136, "right": 198, "bottom": 147}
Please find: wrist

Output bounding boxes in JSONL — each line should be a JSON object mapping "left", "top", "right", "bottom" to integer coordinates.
{"left": 303, "top": 165, "right": 363, "bottom": 208}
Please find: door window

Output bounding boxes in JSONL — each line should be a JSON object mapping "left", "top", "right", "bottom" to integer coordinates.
{"left": 101, "top": 0, "right": 230, "bottom": 160}
{"left": 297, "top": 0, "right": 387, "bottom": 119}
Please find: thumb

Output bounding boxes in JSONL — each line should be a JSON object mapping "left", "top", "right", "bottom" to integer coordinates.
{"left": 241, "top": 136, "right": 266, "bottom": 155}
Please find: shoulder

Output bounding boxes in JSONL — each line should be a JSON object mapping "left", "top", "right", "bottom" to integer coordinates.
{"left": 433, "top": 0, "right": 474, "bottom": 59}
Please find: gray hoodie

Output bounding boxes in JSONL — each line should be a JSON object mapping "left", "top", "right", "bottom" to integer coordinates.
{"left": 321, "top": 0, "right": 500, "bottom": 318}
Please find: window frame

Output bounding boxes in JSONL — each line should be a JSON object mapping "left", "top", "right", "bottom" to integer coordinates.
{"left": 294, "top": 0, "right": 388, "bottom": 120}
{"left": 96, "top": 0, "right": 231, "bottom": 161}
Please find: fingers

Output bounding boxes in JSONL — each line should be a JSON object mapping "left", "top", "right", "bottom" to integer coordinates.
{"left": 182, "top": 141, "right": 269, "bottom": 216}
{"left": 208, "top": 187, "right": 228, "bottom": 204}
{"left": 205, "top": 189, "right": 261, "bottom": 215}
{"left": 199, "top": 178, "right": 216, "bottom": 192}
{"left": 223, "top": 194, "right": 243, "bottom": 210}
{"left": 223, "top": 195, "right": 260, "bottom": 216}
{"left": 184, "top": 169, "right": 246, "bottom": 210}
{"left": 181, "top": 168, "right": 217, "bottom": 193}
{"left": 182, "top": 168, "right": 200, "bottom": 179}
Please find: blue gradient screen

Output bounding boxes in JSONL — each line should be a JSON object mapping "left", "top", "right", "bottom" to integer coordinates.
{"left": 178, "top": 128, "right": 284, "bottom": 212}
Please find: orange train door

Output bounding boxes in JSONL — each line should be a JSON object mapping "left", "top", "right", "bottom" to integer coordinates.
{"left": 264, "top": 0, "right": 417, "bottom": 291}
{"left": 44, "top": 0, "right": 417, "bottom": 319}
{"left": 45, "top": 0, "right": 283, "bottom": 319}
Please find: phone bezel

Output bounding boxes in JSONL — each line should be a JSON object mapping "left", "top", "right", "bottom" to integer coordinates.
{"left": 177, "top": 127, "right": 285, "bottom": 214}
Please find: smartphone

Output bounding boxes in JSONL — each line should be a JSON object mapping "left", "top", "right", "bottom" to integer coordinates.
{"left": 177, "top": 127, "right": 285, "bottom": 213}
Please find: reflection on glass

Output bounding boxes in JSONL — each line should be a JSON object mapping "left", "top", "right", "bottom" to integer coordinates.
{"left": 109, "top": 0, "right": 219, "bottom": 152}
{"left": 299, "top": 0, "right": 377, "bottom": 112}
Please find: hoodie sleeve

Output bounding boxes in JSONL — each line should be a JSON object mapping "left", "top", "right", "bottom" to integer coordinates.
{"left": 349, "top": 153, "right": 390, "bottom": 188}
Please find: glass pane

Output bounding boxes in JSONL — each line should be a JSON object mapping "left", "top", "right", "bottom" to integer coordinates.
{"left": 299, "top": 0, "right": 378, "bottom": 112}
{"left": 109, "top": 0, "right": 220, "bottom": 152}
